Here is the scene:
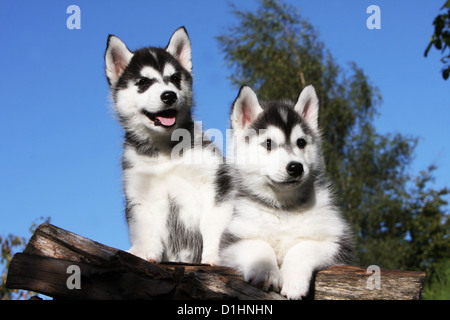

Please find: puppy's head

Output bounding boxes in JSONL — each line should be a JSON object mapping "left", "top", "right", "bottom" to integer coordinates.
{"left": 229, "top": 85, "right": 323, "bottom": 195}
{"left": 105, "top": 27, "right": 193, "bottom": 136}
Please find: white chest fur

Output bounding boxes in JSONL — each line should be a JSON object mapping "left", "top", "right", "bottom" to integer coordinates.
{"left": 228, "top": 192, "right": 346, "bottom": 264}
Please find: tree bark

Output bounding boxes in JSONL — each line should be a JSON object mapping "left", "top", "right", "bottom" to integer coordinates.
{"left": 6, "top": 223, "right": 425, "bottom": 300}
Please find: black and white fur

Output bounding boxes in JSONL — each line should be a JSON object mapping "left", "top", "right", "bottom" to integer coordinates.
{"left": 217, "top": 85, "right": 353, "bottom": 299}
{"left": 105, "top": 27, "right": 225, "bottom": 264}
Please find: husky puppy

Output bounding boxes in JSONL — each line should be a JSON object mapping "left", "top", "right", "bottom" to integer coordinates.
{"left": 105, "top": 27, "right": 224, "bottom": 264}
{"left": 217, "top": 85, "right": 353, "bottom": 299}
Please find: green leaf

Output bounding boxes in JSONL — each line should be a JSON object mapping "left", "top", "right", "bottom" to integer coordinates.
{"left": 425, "top": 41, "right": 434, "bottom": 57}
{"left": 443, "top": 68, "right": 450, "bottom": 79}
{"left": 435, "top": 38, "right": 443, "bottom": 50}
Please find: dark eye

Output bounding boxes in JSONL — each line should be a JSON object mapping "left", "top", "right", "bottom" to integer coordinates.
{"left": 135, "top": 77, "right": 155, "bottom": 93}
{"left": 265, "top": 139, "right": 272, "bottom": 151}
{"left": 297, "top": 138, "right": 307, "bottom": 149}
{"left": 136, "top": 77, "right": 150, "bottom": 86}
{"left": 170, "top": 73, "right": 181, "bottom": 84}
{"left": 136, "top": 78, "right": 150, "bottom": 87}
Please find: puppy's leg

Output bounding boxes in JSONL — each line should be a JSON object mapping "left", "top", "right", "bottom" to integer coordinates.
{"left": 127, "top": 200, "right": 168, "bottom": 263}
{"left": 221, "top": 239, "right": 281, "bottom": 292}
{"left": 200, "top": 202, "right": 233, "bottom": 265}
{"left": 280, "top": 240, "right": 339, "bottom": 299}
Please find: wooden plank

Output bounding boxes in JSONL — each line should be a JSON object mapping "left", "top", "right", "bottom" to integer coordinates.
{"left": 7, "top": 253, "right": 178, "bottom": 300}
{"left": 8, "top": 224, "right": 285, "bottom": 300}
{"left": 24, "top": 223, "right": 121, "bottom": 264}
{"left": 6, "top": 223, "right": 426, "bottom": 300}
{"left": 314, "top": 265, "right": 425, "bottom": 300}
{"left": 7, "top": 252, "right": 284, "bottom": 300}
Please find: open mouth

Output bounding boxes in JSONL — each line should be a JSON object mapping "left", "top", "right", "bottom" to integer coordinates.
{"left": 142, "top": 109, "right": 177, "bottom": 128}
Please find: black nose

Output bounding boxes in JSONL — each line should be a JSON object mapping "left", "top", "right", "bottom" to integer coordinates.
{"left": 286, "top": 162, "right": 303, "bottom": 178}
{"left": 161, "top": 91, "right": 177, "bottom": 106}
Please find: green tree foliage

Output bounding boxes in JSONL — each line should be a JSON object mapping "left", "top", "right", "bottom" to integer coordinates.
{"left": 407, "top": 166, "right": 450, "bottom": 300}
{"left": 1, "top": 217, "right": 49, "bottom": 300}
{"left": 218, "top": 0, "right": 449, "bottom": 298}
{"left": 425, "top": 0, "right": 450, "bottom": 80}
{"left": 0, "top": 234, "right": 28, "bottom": 299}
{"left": 406, "top": 166, "right": 449, "bottom": 269}
{"left": 422, "top": 258, "right": 450, "bottom": 299}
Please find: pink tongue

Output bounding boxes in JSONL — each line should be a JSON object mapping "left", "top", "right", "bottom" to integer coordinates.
{"left": 156, "top": 116, "right": 176, "bottom": 126}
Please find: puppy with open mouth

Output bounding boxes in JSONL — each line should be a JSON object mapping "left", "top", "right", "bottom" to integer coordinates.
{"left": 105, "top": 27, "right": 225, "bottom": 265}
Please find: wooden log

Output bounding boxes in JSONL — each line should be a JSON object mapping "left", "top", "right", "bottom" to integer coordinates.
{"left": 7, "top": 253, "right": 178, "bottom": 300}
{"left": 7, "top": 223, "right": 284, "bottom": 300}
{"left": 6, "top": 223, "right": 425, "bottom": 300}
{"left": 314, "top": 265, "right": 425, "bottom": 300}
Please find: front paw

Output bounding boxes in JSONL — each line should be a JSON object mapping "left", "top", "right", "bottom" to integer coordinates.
{"left": 243, "top": 261, "right": 282, "bottom": 292}
{"left": 127, "top": 246, "right": 160, "bottom": 263}
{"left": 280, "top": 267, "right": 311, "bottom": 299}
{"left": 280, "top": 280, "right": 309, "bottom": 300}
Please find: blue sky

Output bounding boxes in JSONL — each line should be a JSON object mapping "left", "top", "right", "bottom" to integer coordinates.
{"left": 1, "top": 0, "right": 448, "bottom": 251}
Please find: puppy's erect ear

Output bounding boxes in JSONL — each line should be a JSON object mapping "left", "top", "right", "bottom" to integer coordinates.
{"left": 166, "top": 27, "right": 192, "bottom": 72}
{"left": 294, "top": 85, "right": 319, "bottom": 131}
{"left": 105, "top": 35, "right": 134, "bottom": 86}
{"left": 231, "top": 86, "right": 263, "bottom": 130}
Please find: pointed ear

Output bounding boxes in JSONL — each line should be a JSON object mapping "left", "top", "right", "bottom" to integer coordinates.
{"left": 294, "top": 85, "right": 319, "bottom": 131}
{"left": 105, "top": 35, "right": 134, "bottom": 86}
{"left": 166, "top": 27, "right": 192, "bottom": 72}
{"left": 231, "top": 86, "right": 263, "bottom": 130}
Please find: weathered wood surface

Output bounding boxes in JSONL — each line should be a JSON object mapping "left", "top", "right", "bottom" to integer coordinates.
{"left": 314, "top": 265, "right": 425, "bottom": 300}
{"left": 7, "top": 223, "right": 284, "bottom": 300}
{"left": 6, "top": 223, "right": 425, "bottom": 300}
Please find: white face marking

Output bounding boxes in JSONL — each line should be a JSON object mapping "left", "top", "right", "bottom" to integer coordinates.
{"left": 140, "top": 66, "right": 163, "bottom": 82}
{"left": 149, "top": 49, "right": 158, "bottom": 61}
{"left": 290, "top": 125, "right": 305, "bottom": 146}
{"left": 163, "top": 64, "right": 176, "bottom": 78}
{"left": 262, "top": 126, "right": 286, "bottom": 149}
{"left": 278, "top": 108, "right": 289, "bottom": 124}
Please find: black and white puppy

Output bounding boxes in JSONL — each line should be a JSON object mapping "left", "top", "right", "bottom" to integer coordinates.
{"left": 105, "top": 27, "right": 224, "bottom": 264}
{"left": 217, "top": 85, "right": 353, "bottom": 299}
